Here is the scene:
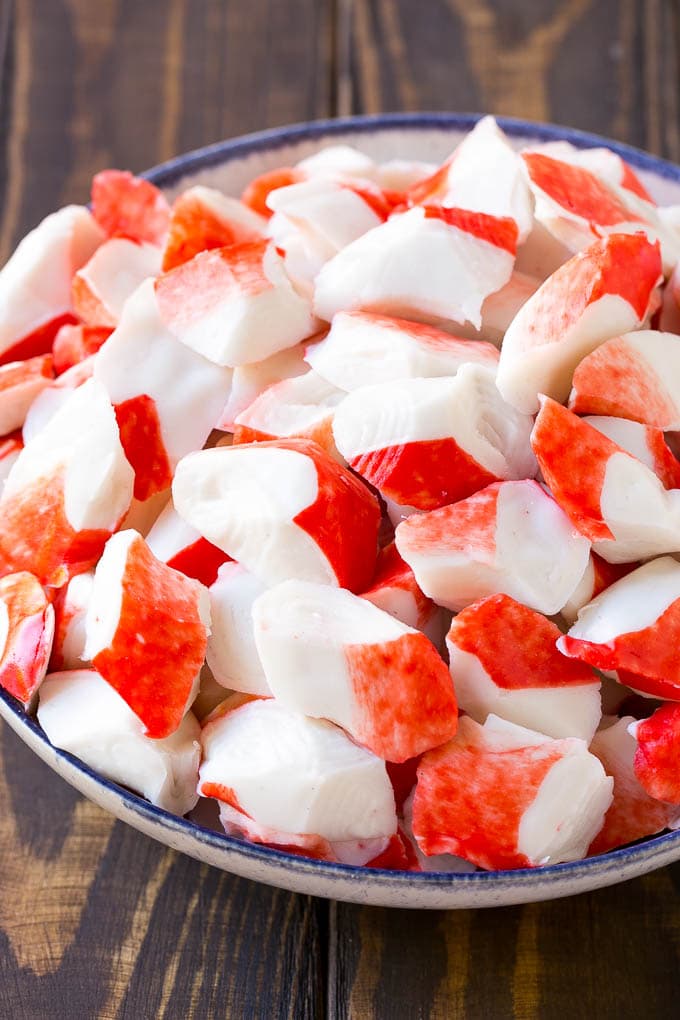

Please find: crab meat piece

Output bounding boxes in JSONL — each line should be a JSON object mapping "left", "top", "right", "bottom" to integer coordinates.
{"left": 296, "top": 144, "right": 378, "bottom": 181}
{"left": 531, "top": 397, "right": 680, "bottom": 563}
{"left": 584, "top": 415, "right": 680, "bottom": 489}
{"left": 94, "top": 279, "right": 232, "bottom": 501}
{"left": 395, "top": 479, "right": 590, "bottom": 615}
{"left": 305, "top": 311, "right": 499, "bottom": 391}
{"left": 0, "top": 356, "right": 54, "bottom": 436}
{"left": 0, "top": 378, "right": 134, "bottom": 586}
{"left": 241, "top": 167, "right": 305, "bottom": 219}
{"left": 72, "top": 238, "right": 163, "bottom": 328}
{"left": 52, "top": 322, "right": 112, "bottom": 374}
{"left": 361, "top": 542, "right": 449, "bottom": 651}
{"left": 568, "top": 330, "right": 680, "bottom": 428}
{"left": 450, "top": 271, "right": 541, "bottom": 347}
{"left": 496, "top": 234, "right": 662, "bottom": 413}
{"left": 332, "top": 366, "right": 536, "bottom": 511}
{"left": 154, "top": 239, "right": 317, "bottom": 367}
{"left": 524, "top": 140, "right": 654, "bottom": 202}
{"left": 313, "top": 205, "right": 518, "bottom": 329}
{"left": 199, "top": 696, "right": 397, "bottom": 842}
{"left": 401, "top": 788, "right": 476, "bottom": 873}
{"left": 145, "top": 500, "right": 230, "bottom": 587}
{"left": 252, "top": 579, "right": 457, "bottom": 762}
{"left": 173, "top": 438, "right": 380, "bottom": 592}
{"left": 409, "top": 116, "right": 533, "bottom": 242}
{"left": 559, "top": 556, "right": 680, "bottom": 702}
{"left": 560, "top": 553, "right": 635, "bottom": 626}
{"left": 0, "top": 206, "right": 104, "bottom": 365}
{"left": 38, "top": 669, "right": 201, "bottom": 815}
{"left": 521, "top": 151, "right": 679, "bottom": 271}
{"left": 0, "top": 572, "right": 54, "bottom": 707}
{"left": 162, "top": 185, "right": 266, "bottom": 271}
{"left": 206, "top": 563, "right": 270, "bottom": 696}
{"left": 0, "top": 433, "right": 23, "bottom": 492}
{"left": 446, "top": 593, "right": 601, "bottom": 741}
{"left": 216, "top": 341, "right": 308, "bottom": 430}
{"left": 412, "top": 714, "right": 613, "bottom": 870}
{"left": 91, "top": 169, "right": 170, "bottom": 246}
{"left": 232, "top": 369, "right": 345, "bottom": 459}
{"left": 82, "top": 529, "right": 209, "bottom": 738}
{"left": 49, "top": 570, "right": 94, "bottom": 671}
{"left": 588, "top": 717, "right": 677, "bottom": 854}
{"left": 21, "top": 357, "right": 96, "bottom": 444}
{"left": 630, "top": 705, "right": 680, "bottom": 804}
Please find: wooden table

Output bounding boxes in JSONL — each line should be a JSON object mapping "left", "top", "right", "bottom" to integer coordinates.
{"left": 1, "top": 1, "right": 680, "bottom": 1016}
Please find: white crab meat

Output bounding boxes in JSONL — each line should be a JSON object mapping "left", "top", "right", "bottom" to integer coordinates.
{"left": 207, "top": 563, "right": 271, "bottom": 697}
{"left": 145, "top": 499, "right": 229, "bottom": 587}
{"left": 50, "top": 570, "right": 94, "bottom": 671}
{"left": 0, "top": 355, "right": 54, "bottom": 436}
{"left": 216, "top": 341, "right": 308, "bottom": 430}
{"left": 0, "top": 571, "right": 54, "bottom": 707}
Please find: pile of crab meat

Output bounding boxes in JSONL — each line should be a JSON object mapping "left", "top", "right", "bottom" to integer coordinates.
{"left": 5, "top": 118, "right": 680, "bottom": 873}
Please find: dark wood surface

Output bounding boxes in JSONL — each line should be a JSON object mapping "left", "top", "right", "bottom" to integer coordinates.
{"left": 1, "top": 1, "right": 680, "bottom": 1016}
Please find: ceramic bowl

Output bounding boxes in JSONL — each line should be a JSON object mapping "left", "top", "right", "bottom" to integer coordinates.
{"left": 2, "top": 113, "right": 680, "bottom": 909}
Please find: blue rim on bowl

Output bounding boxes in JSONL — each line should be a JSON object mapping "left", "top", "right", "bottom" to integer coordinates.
{"left": 3, "top": 113, "right": 680, "bottom": 908}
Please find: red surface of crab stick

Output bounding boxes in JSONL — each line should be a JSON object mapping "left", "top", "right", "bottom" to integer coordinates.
{"left": 360, "top": 542, "right": 449, "bottom": 651}
{"left": 446, "top": 594, "right": 601, "bottom": 741}
{"left": 232, "top": 370, "right": 345, "bottom": 459}
{"left": 94, "top": 278, "right": 232, "bottom": 501}
{"left": 583, "top": 415, "right": 680, "bottom": 489}
{"left": 90, "top": 170, "right": 170, "bottom": 246}
{"left": 0, "top": 572, "right": 54, "bottom": 707}
{"left": 305, "top": 311, "right": 499, "bottom": 391}
{"left": 252, "top": 579, "right": 457, "bottom": 762}
{"left": 407, "top": 116, "right": 534, "bottom": 242}
{"left": 52, "top": 323, "right": 112, "bottom": 375}
{"left": 568, "top": 330, "right": 680, "bottom": 428}
{"left": 524, "top": 139, "right": 653, "bottom": 201}
{"left": 532, "top": 397, "right": 680, "bottom": 563}
{"left": 412, "top": 715, "right": 613, "bottom": 870}
{"left": 216, "top": 340, "right": 308, "bottom": 430}
{"left": 162, "top": 185, "right": 266, "bottom": 271}
{"left": 206, "top": 563, "right": 271, "bottom": 696}
{"left": 0, "top": 206, "right": 104, "bottom": 365}
{"left": 332, "top": 365, "right": 536, "bottom": 511}
{"left": 154, "top": 239, "right": 317, "bottom": 367}
{"left": 145, "top": 501, "right": 229, "bottom": 588}
{"left": 588, "top": 717, "right": 678, "bottom": 854}
{"left": 38, "top": 669, "right": 201, "bottom": 815}
{"left": 559, "top": 556, "right": 680, "bottom": 702}
{"left": 49, "top": 570, "right": 94, "bottom": 671}
{"left": 0, "top": 378, "right": 134, "bottom": 587}
{"left": 199, "top": 697, "right": 398, "bottom": 856}
{"left": 172, "top": 439, "right": 380, "bottom": 591}
{"left": 496, "top": 233, "right": 662, "bottom": 413}
{"left": 395, "top": 480, "right": 590, "bottom": 615}
{"left": 82, "top": 529, "right": 210, "bottom": 738}
{"left": 72, "top": 238, "right": 162, "bottom": 328}
{"left": 0, "top": 355, "right": 54, "bottom": 436}
{"left": 630, "top": 705, "right": 680, "bottom": 805}
{"left": 313, "top": 205, "right": 518, "bottom": 329}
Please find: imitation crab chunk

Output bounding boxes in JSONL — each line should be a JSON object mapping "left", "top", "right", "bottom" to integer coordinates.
{"left": 145, "top": 500, "right": 230, "bottom": 587}
{"left": 162, "top": 185, "right": 266, "bottom": 271}
{"left": 412, "top": 715, "right": 613, "bottom": 870}
{"left": 198, "top": 697, "right": 397, "bottom": 844}
{"left": 216, "top": 341, "right": 309, "bottom": 430}
{"left": 206, "top": 563, "right": 271, "bottom": 697}
{"left": 332, "top": 365, "right": 537, "bottom": 511}
{"left": 395, "top": 480, "right": 590, "bottom": 615}
{"left": 446, "top": 594, "right": 601, "bottom": 741}
{"left": 38, "top": 669, "right": 201, "bottom": 816}
{"left": 0, "top": 356, "right": 54, "bottom": 436}
{"left": 629, "top": 705, "right": 680, "bottom": 806}
{"left": 172, "top": 439, "right": 380, "bottom": 592}
{"left": 82, "top": 529, "right": 210, "bottom": 738}
{"left": 0, "top": 571, "right": 54, "bottom": 707}
{"left": 72, "top": 238, "right": 163, "bottom": 328}
{"left": 252, "top": 579, "right": 457, "bottom": 762}
{"left": 49, "top": 570, "right": 94, "bottom": 671}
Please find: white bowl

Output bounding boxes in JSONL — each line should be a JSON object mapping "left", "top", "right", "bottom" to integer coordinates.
{"left": 3, "top": 113, "right": 680, "bottom": 909}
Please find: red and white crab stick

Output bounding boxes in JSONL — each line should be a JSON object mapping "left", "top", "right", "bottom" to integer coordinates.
{"left": 496, "top": 233, "right": 662, "bottom": 413}
{"left": 0, "top": 355, "right": 54, "bottom": 436}
{"left": 145, "top": 500, "right": 230, "bottom": 588}
{"left": 206, "top": 563, "right": 271, "bottom": 696}
{"left": 446, "top": 594, "right": 601, "bottom": 741}
{"left": 49, "top": 570, "right": 94, "bottom": 672}
{"left": 559, "top": 556, "right": 680, "bottom": 702}
{"left": 305, "top": 310, "right": 499, "bottom": 391}
{"left": 531, "top": 397, "right": 680, "bottom": 563}
{"left": 82, "top": 529, "right": 210, "bottom": 739}
{"left": 38, "top": 669, "right": 201, "bottom": 816}
{"left": 72, "top": 237, "right": 162, "bottom": 328}
{"left": 584, "top": 415, "right": 680, "bottom": 490}
{"left": 90, "top": 169, "right": 170, "bottom": 246}
{"left": 0, "top": 378, "right": 135, "bottom": 587}
{"left": 172, "top": 438, "right": 381, "bottom": 591}
{"left": 332, "top": 365, "right": 536, "bottom": 511}
{"left": 630, "top": 704, "right": 680, "bottom": 807}
{"left": 199, "top": 697, "right": 398, "bottom": 859}
{"left": 216, "top": 340, "right": 308, "bottom": 430}
{"left": 395, "top": 479, "right": 590, "bottom": 615}
{"left": 412, "top": 715, "right": 613, "bottom": 870}
{"left": 162, "top": 185, "right": 266, "bottom": 271}
{"left": 0, "top": 572, "right": 54, "bottom": 707}
{"left": 252, "top": 579, "right": 457, "bottom": 763}
{"left": 569, "top": 330, "right": 680, "bottom": 428}
{"left": 313, "top": 205, "right": 518, "bottom": 328}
